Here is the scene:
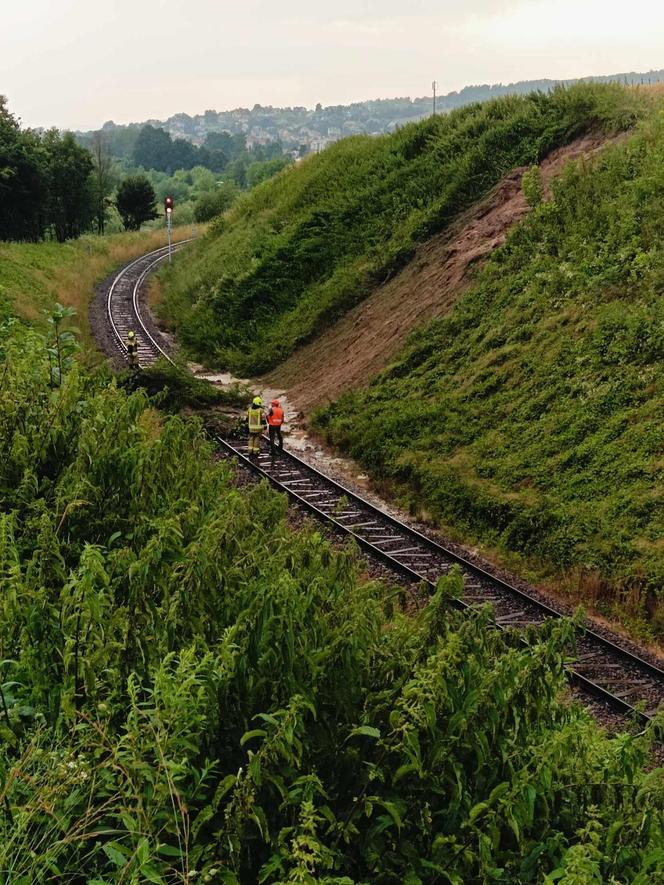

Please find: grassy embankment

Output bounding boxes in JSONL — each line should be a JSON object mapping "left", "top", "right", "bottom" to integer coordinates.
{"left": 316, "top": 108, "right": 664, "bottom": 641}
{"left": 0, "top": 318, "right": 662, "bottom": 882}
{"left": 158, "top": 84, "right": 644, "bottom": 374}
{"left": 0, "top": 226, "right": 192, "bottom": 354}
{"left": 0, "top": 86, "right": 662, "bottom": 880}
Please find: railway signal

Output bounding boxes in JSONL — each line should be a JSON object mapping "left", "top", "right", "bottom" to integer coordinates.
{"left": 165, "top": 196, "right": 173, "bottom": 262}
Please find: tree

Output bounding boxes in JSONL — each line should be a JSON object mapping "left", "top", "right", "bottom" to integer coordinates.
{"left": 43, "top": 130, "right": 95, "bottom": 242}
{"left": 170, "top": 137, "right": 197, "bottom": 170}
{"left": 0, "top": 95, "right": 47, "bottom": 241}
{"left": 204, "top": 130, "right": 233, "bottom": 153}
{"left": 116, "top": 175, "right": 158, "bottom": 230}
{"left": 246, "top": 156, "right": 291, "bottom": 189}
{"left": 132, "top": 125, "right": 174, "bottom": 172}
{"left": 193, "top": 182, "right": 239, "bottom": 222}
{"left": 90, "top": 131, "right": 115, "bottom": 234}
{"left": 133, "top": 125, "right": 204, "bottom": 173}
{"left": 225, "top": 157, "right": 248, "bottom": 189}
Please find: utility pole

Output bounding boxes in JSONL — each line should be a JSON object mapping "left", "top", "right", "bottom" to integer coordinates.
{"left": 432, "top": 80, "right": 438, "bottom": 116}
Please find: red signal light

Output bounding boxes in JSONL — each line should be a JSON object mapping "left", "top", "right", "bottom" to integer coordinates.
{"left": 165, "top": 196, "right": 174, "bottom": 214}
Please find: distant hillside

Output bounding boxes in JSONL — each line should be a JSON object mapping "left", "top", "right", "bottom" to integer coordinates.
{"left": 157, "top": 83, "right": 645, "bottom": 375}
{"left": 77, "top": 68, "right": 664, "bottom": 158}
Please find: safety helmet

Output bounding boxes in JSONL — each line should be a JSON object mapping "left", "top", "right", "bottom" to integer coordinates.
{"left": 127, "top": 331, "right": 135, "bottom": 339}
{"left": 252, "top": 396, "right": 262, "bottom": 406}
{"left": 271, "top": 399, "right": 280, "bottom": 406}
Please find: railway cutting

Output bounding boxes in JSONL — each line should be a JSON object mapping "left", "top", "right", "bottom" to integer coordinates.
{"left": 96, "top": 245, "right": 664, "bottom": 729}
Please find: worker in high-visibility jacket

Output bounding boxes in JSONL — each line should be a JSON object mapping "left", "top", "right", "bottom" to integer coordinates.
{"left": 246, "top": 396, "right": 266, "bottom": 456}
{"left": 267, "top": 398, "right": 285, "bottom": 457}
{"left": 126, "top": 330, "right": 138, "bottom": 369}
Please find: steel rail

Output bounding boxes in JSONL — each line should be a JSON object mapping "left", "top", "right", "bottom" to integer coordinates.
{"left": 103, "top": 245, "right": 664, "bottom": 728}
{"left": 257, "top": 443, "right": 664, "bottom": 678}
{"left": 216, "top": 435, "right": 663, "bottom": 727}
{"left": 131, "top": 252, "right": 178, "bottom": 363}
{"left": 106, "top": 240, "right": 192, "bottom": 366}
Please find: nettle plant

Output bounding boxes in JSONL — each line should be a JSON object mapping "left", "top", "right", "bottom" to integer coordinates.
{"left": 46, "top": 303, "right": 79, "bottom": 388}
{"left": 0, "top": 318, "right": 661, "bottom": 883}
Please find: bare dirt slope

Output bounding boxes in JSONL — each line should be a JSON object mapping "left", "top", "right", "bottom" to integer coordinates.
{"left": 265, "top": 133, "right": 617, "bottom": 414}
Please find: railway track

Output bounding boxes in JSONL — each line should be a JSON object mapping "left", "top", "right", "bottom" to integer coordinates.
{"left": 102, "top": 246, "right": 664, "bottom": 727}
{"left": 106, "top": 242, "right": 192, "bottom": 367}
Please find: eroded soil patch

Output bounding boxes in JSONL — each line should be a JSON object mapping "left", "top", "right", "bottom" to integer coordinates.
{"left": 266, "top": 133, "right": 619, "bottom": 413}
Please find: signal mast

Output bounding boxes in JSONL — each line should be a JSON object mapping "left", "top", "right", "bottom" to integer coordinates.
{"left": 165, "top": 196, "right": 174, "bottom": 263}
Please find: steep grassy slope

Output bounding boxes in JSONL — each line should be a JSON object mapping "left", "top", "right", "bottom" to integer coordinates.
{"left": 316, "top": 112, "right": 664, "bottom": 639}
{"left": 159, "top": 84, "right": 644, "bottom": 374}
{"left": 1, "top": 320, "right": 663, "bottom": 882}
{"left": 266, "top": 133, "right": 614, "bottom": 412}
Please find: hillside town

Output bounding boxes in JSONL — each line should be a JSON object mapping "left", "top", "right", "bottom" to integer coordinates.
{"left": 94, "top": 67, "right": 664, "bottom": 157}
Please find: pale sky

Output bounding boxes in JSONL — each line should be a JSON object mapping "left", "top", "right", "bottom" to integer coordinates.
{"left": 2, "top": 0, "right": 663, "bottom": 130}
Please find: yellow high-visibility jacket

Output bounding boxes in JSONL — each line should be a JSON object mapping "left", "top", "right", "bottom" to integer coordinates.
{"left": 247, "top": 406, "right": 264, "bottom": 433}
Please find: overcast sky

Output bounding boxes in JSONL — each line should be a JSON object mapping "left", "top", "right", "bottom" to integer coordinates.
{"left": 2, "top": 0, "right": 663, "bottom": 130}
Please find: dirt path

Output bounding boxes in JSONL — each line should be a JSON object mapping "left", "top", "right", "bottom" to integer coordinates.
{"left": 265, "top": 132, "right": 619, "bottom": 414}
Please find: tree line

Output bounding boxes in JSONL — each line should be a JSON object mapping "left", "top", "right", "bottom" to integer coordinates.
{"left": 0, "top": 96, "right": 161, "bottom": 240}
{"left": 130, "top": 124, "right": 288, "bottom": 187}
{"left": 1, "top": 96, "right": 293, "bottom": 242}
{"left": 1, "top": 96, "right": 98, "bottom": 241}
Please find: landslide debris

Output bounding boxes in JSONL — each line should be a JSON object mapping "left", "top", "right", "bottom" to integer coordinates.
{"left": 267, "top": 133, "right": 617, "bottom": 412}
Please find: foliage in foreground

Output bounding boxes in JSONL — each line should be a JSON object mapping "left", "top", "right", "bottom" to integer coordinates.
{"left": 0, "top": 320, "right": 662, "bottom": 883}
{"left": 316, "top": 110, "right": 664, "bottom": 640}
{"left": 158, "top": 83, "right": 645, "bottom": 374}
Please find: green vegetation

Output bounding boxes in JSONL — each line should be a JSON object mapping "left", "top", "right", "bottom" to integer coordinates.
{"left": 0, "top": 97, "right": 95, "bottom": 242}
{"left": 1, "top": 93, "right": 290, "bottom": 244}
{"left": 316, "top": 109, "right": 664, "bottom": 639}
{"left": 117, "top": 166, "right": 237, "bottom": 229}
{"left": 193, "top": 182, "right": 239, "bottom": 223}
{"left": 116, "top": 174, "right": 159, "bottom": 230}
{"left": 136, "top": 358, "right": 248, "bottom": 413}
{"left": 135, "top": 156, "right": 292, "bottom": 227}
{"left": 90, "top": 126, "right": 292, "bottom": 229}
{"left": 0, "top": 316, "right": 663, "bottom": 882}
{"left": 158, "top": 84, "right": 644, "bottom": 374}
{"left": 0, "top": 227, "right": 183, "bottom": 346}
{"left": 130, "top": 125, "right": 288, "bottom": 181}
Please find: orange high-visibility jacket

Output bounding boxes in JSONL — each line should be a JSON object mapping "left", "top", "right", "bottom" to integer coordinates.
{"left": 268, "top": 406, "right": 284, "bottom": 427}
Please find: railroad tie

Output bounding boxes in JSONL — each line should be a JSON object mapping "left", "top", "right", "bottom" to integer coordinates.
{"left": 496, "top": 611, "right": 528, "bottom": 625}
{"left": 346, "top": 520, "right": 378, "bottom": 529}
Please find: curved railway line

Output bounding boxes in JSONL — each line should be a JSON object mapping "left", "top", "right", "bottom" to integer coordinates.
{"left": 102, "top": 245, "right": 664, "bottom": 728}
{"left": 105, "top": 241, "right": 192, "bottom": 366}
